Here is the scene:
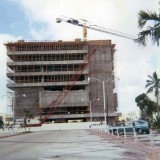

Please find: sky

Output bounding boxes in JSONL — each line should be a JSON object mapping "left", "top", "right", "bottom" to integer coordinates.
{"left": 0, "top": 0, "right": 159, "bottom": 117}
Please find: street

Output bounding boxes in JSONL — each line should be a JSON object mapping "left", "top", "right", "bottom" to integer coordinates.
{"left": 0, "top": 130, "right": 146, "bottom": 160}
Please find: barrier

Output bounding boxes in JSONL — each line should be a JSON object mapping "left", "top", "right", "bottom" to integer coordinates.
{"left": 91, "top": 125, "right": 160, "bottom": 148}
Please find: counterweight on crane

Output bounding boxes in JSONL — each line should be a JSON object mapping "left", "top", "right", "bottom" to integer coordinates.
{"left": 56, "top": 16, "right": 136, "bottom": 41}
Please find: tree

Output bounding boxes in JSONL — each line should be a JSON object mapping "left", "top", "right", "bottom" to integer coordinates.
{"left": 145, "top": 71, "right": 160, "bottom": 116}
{"left": 24, "top": 109, "right": 34, "bottom": 119}
{"left": 24, "top": 109, "right": 34, "bottom": 132}
{"left": 135, "top": 10, "right": 160, "bottom": 46}
{"left": 135, "top": 93, "right": 157, "bottom": 120}
{"left": 0, "top": 116, "right": 4, "bottom": 130}
{"left": 152, "top": 116, "right": 160, "bottom": 132}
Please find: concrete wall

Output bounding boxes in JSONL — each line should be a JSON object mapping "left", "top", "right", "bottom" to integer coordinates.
{"left": 40, "top": 90, "right": 89, "bottom": 108}
{"left": 34, "top": 122, "right": 92, "bottom": 131}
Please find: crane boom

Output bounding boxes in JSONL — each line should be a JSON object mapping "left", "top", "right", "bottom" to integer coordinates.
{"left": 56, "top": 16, "right": 136, "bottom": 40}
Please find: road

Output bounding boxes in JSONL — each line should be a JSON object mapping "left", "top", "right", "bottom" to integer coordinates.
{"left": 0, "top": 130, "right": 145, "bottom": 160}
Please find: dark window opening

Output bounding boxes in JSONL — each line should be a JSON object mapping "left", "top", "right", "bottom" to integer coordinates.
{"left": 44, "top": 85, "right": 85, "bottom": 91}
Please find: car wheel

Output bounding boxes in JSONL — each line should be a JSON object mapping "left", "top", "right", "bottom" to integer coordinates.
{"left": 113, "top": 130, "right": 117, "bottom": 135}
{"left": 137, "top": 128, "right": 143, "bottom": 134}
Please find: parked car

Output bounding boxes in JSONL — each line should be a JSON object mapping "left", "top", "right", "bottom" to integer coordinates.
{"left": 109, "top": 120, "right": 150, "bottom": 135}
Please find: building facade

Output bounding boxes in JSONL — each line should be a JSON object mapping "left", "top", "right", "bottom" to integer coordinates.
{"left": 5, "top": 39, "right": 120, "bottom": 123}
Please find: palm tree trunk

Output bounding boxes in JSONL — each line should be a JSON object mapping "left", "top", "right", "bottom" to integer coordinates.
{"left": 157, "top": 92, "right": 159, "bottom": 117}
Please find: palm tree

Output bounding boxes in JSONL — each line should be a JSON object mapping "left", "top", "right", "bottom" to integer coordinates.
{"left": 145, "top": 71, "right": 160, "bottom": 116}
{"left": 24, "top": 109, "right": 34, "bottom": 132}
{"left": 135, "top": 10, "right": 160, "bottom": 46}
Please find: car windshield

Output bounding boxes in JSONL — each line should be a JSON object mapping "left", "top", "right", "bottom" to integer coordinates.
{"left": 125, "top": 122, "right": 133, "bottom": 126}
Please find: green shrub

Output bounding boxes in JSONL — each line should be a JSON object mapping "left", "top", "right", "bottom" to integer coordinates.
{"left": 0, "top": 116, "right": 4, "bottom": 127}
{"left": 152, "top": 116, "right": 160, "bottom": 131}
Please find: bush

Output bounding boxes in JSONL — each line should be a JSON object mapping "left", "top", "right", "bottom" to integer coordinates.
{"left": 152, "top": 116, "right": 160, "bottom": 132}
{"left": 0, "top": 116, "right": 4, "bottom": 128}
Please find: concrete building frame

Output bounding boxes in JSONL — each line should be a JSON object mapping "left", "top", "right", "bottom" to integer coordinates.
{"left": 5, "top": 39, "right": 120, "bottom": 124}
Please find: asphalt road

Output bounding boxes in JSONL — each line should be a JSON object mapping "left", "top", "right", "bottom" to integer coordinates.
{"left": 0, "top": 130, "right": 145, "bottom": 160}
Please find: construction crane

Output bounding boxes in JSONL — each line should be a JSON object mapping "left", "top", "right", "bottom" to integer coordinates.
{"left": 25, "top": 48, "right": 96, "bottom": 127}
{"left": 24, "top": 17, "right": 134, "bottom": 127}
{"left": 56, "top": 15, "right": 136, "bottom": 41}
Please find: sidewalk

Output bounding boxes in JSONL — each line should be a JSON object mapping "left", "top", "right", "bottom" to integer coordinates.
{"left": 91, "top": 130, "right": 160, "bottom": 160}
{"left": 0, "top": 127, "right": 26, "bottom": 138}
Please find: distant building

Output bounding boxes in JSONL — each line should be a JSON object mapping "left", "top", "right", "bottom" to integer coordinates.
{"left": 5, "top": 39, "right": 120, "bottom": 123}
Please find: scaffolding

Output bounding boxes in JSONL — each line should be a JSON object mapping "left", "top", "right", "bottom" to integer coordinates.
{"left": 5, "top": 39, "right": 118, "bottom": 125}
{"left": 5, "top": 40, "right": 86, "bottom": 51}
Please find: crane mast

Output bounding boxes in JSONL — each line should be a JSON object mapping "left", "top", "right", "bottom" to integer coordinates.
{"left": 56, "top": 16, "right": 136, "bottom": 40}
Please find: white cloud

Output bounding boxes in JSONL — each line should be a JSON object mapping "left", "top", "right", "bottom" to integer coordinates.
{"left": 2, "top": 0, "right": 160, "bottom": 115}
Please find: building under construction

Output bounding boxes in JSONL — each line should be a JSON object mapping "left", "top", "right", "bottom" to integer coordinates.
{"left": 5, "top": 39, "right": 120, "bottom": 124}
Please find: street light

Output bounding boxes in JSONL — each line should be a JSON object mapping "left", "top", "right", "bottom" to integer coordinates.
{"left": 88, "top": 76, "right": 119, "bottom": 133}
{"left": 89, "top": 97, "right": 99, "bottom": 125}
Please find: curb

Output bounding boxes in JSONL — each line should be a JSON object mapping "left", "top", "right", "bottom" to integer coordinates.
{"left": 0, "top": 132, "right": 29, "bottom": 139}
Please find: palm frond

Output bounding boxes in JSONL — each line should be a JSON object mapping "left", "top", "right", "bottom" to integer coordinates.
{"left": 148, "top": 75, "right": 154, "bottom": 80}
{"left": 153, "top": 71, "right": 158, "bottom": 79}
{"left": 146, "top": 80, "right": 153, "bottom": 83}
{"left": 136, "top": 10, "right": 160, "bottom": 46}
{"left": 146, "top": 87, "right": 153, "bottom": 93}
{"left": 134, "top": 29, "right": 151, "bottom": 46}
{"left": 138, "top": 10, "right": 160, "bottom": 29}
{"left": 151, "top": 26, "right": 160, "bottom": 46}
{"left": 145, "top": 83, "right": 154, "bottom": 88}
{"left": 155, "top": 90, "right": 159, "bottom": 96}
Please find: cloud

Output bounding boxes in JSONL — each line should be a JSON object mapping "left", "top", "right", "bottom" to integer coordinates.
{"left": 13, "top": 0, "right": 159, "bottom": 39}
